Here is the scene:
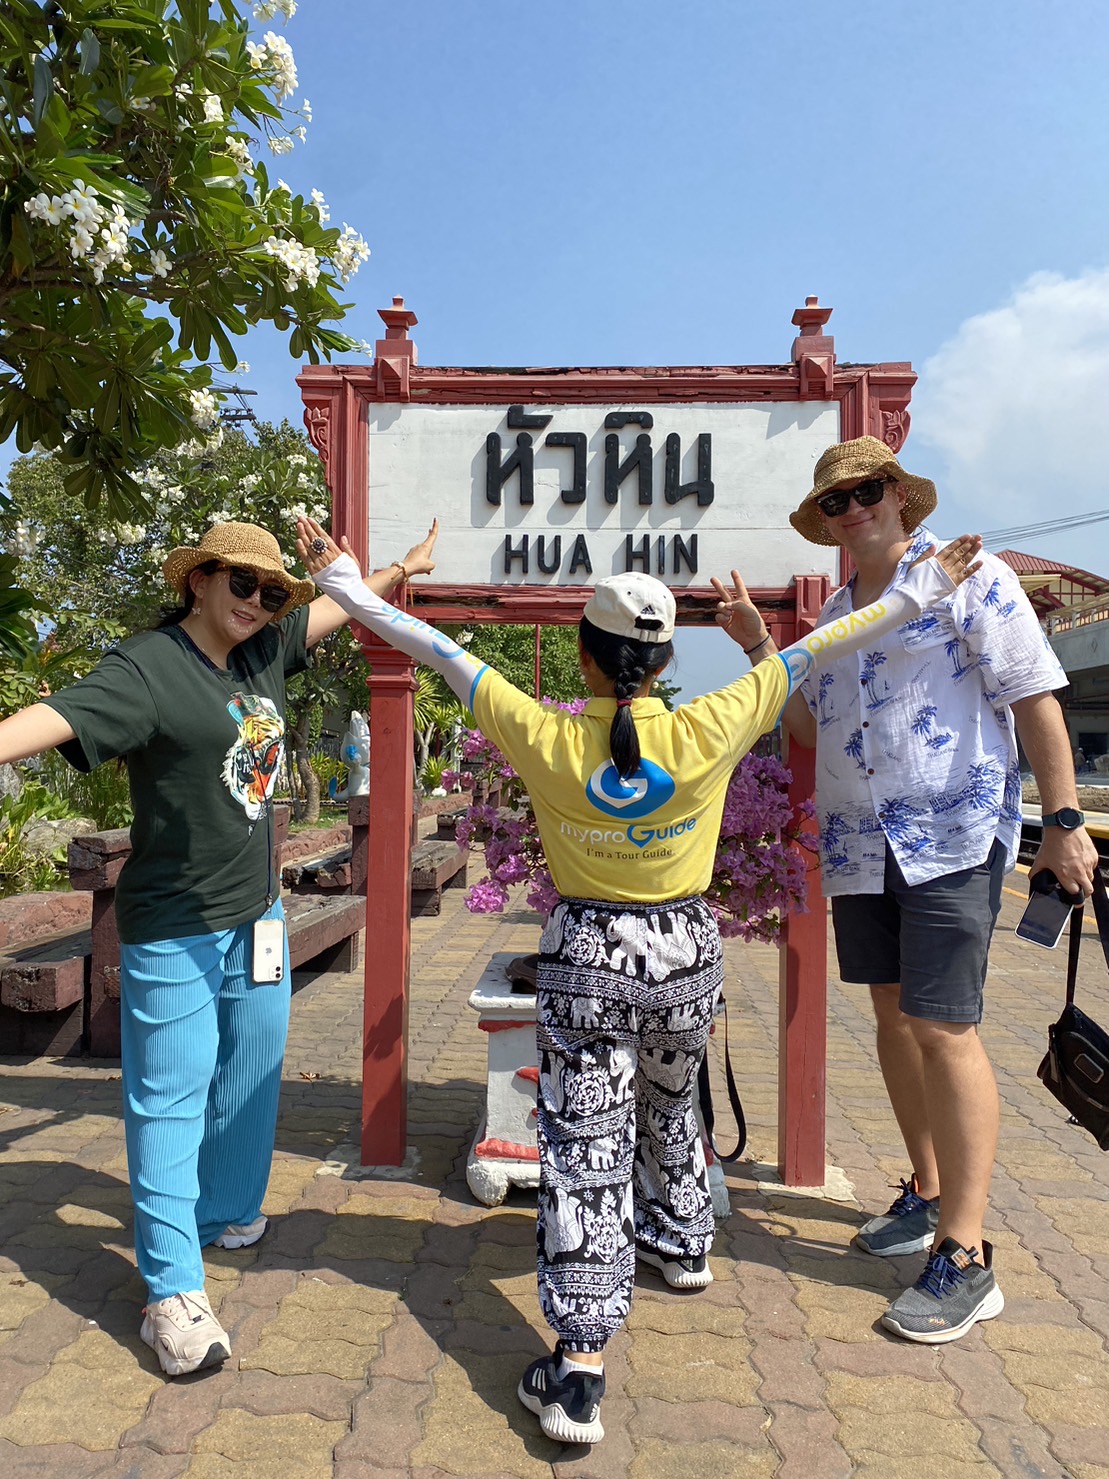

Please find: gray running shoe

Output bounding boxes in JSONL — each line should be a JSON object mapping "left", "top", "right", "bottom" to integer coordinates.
{"left": 855, "top": 1174, "right": 939, "bottom": 1257}
{"left": 881, "top": 1239, "right": 1004, "bottom": 1344}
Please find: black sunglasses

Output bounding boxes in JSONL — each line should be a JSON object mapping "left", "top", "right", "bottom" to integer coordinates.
{"left": 223, "top": 565, "right": 289, "bottom": 613}
{"left": 815, "top": 478, "right": 891, "bottom": 518}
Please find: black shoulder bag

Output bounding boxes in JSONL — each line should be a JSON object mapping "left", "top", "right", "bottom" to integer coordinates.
{"left": 1037, "top": 870, "right": 1109, "bottom": 1150}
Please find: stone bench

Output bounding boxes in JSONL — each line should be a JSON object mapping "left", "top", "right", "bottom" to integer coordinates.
{"left": 0, "top": 925, "right": 92, "bottom": 1056}
{"left": 410, "top": 839, "right": 468, "bottom": 917}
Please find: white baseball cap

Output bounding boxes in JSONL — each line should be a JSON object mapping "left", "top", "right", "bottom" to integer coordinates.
{"left": 583, "top": 574, "right": 676, "bottom": 644}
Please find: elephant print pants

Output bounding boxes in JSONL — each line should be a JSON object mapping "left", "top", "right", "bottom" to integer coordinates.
{"left": 535, "top": 894, "right": 723, "bottom": 1352}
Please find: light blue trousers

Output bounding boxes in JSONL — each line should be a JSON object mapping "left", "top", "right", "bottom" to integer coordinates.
{"left": 119, "top": 900, "right": 290, "bottom": 1300}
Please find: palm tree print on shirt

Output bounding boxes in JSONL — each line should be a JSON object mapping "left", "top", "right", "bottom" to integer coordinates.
{"left": 959, "top": 758, "right": 1002, "bottom": 812}
{"left": 911, "top": 704, "right": 955, "bottom": 751}
{"left": 843, "top": 728, "right": 865, "bottom": 769}
{"left": 820, "top": 810, "right": 855, "bottom": 873}
{"left": 860, "top": 650, "right": 891, "bottom": 710}
{"left": 878, "top": 796, "right": 932, "bottom": 855}
{"left": 817, "top": 672, "right": 835, "bottom": 728}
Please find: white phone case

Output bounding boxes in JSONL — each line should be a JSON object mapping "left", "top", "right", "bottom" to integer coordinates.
{"left": 252, "top": 917, "right": 286, "bottom": 982}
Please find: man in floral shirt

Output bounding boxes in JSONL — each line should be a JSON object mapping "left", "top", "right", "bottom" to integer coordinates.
{"left": 714, "top": 435, "right": 1098, "bottom": 1344}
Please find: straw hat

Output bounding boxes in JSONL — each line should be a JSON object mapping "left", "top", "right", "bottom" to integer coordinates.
{"left": 162, "top": 522, "right": 315, "bottom": 616}
{"left": 790, "top": 436, "right": 937, "bottom": 546}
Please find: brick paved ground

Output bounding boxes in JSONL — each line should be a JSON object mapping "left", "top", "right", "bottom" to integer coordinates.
{"left": 0, "top": 879, "right": 1106, "bottom": 1477}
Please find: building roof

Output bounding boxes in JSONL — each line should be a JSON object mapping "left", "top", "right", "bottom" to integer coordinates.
{"left": 995, "top": 549, "right": 1109, "bottom": 618}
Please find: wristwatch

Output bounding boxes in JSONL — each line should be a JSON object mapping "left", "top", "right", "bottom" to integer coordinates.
{"left": 1041, "top": 808, "right": 1085, "bottom": 830}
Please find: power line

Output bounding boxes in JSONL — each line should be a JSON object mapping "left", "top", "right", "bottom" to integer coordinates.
{"left": 979, "top": 507, "right": 1109, "bottom": 546}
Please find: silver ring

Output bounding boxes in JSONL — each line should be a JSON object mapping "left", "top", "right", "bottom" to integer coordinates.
{"left": 310, "top": 537, "right": 327, "bottom": 554}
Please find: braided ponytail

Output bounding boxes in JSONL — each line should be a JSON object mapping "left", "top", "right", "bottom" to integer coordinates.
{"left": 580, "top": 616, "right": 674, "bottom": 778}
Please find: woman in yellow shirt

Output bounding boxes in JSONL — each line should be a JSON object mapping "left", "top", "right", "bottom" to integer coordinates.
{"left": 297, "top": 516, "right": 979, "bottom": 1446}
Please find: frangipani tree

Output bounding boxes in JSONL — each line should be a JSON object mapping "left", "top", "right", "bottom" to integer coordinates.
{"left": 0, "top": 0, "right": 369, "bottom": 514}
{"left": 2, "top": 422, "right": 371, "bottom": 821}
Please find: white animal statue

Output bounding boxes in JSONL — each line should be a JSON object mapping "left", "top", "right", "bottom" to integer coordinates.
{"left": 1094, "top": 754, "right": 1109, "bottom": 775}
{"left": 328, "top": 711, "right": 370, "bottom": 801}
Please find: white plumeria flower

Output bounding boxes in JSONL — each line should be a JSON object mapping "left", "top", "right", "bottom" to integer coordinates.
{"left": 188, "top": 388, "right": 220, "bottom": 431}
{"left": 149, "top": 248, "right": 171, "bottom": 278}
{"left": 309, "top": 188, "right": 330, "bottom": 222}
{"left": 202, "top": 93, "right": 224, "bottom": 123}
{"left": 301, "top": 98, "right": 312, "bottom": 123}
{"left": 224, "top": 135, "right": 254, "bottom": 176}
{"left": 333, "top": 224, "right": 370, "bottom": 283}
{"left": 235, "top": 360, "right": 251, "bottom": 375}
{"left": 287, "top": 453, "right": 307, "bottom": 468}
{"left": 263, "top": 234, "right": 320, "bottom": 288}
{"left": 268, "top": 135, "right": 294, "bottom": 156}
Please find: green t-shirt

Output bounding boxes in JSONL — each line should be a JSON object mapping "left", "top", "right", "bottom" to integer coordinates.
{"left": 44, "top": 606, "right": 310, "bottom": 944}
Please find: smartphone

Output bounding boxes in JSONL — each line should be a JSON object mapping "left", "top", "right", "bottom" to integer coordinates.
{"left": 1015, "top": 873, "right": 1080, "bottom": 950}
{"left": 252, "top": 917, "right": 287, "bottom": 982}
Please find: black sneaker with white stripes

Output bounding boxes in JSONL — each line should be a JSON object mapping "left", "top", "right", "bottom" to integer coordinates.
{"left": 637, "top": 1244, "right": 713, "bottom": 1288}
{"left": 517, "top": 1341, "right": 605, "bottom": 1444}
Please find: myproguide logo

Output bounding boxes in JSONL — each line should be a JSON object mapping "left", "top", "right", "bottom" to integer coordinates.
{"left": 585, "top": 759, "right": 675, "bottom": 820}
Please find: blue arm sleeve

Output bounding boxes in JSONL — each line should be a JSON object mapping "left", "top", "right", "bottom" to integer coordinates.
{"left": 311, "top": 554, "right": 490, "bottom": 708}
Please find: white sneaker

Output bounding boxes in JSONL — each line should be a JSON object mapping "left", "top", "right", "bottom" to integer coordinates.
{"left": 213, "top": 1216, "right": 269, "bottom": 1250}
{"left": 140, "top": 1289, "right": 231, "bottom": 1376}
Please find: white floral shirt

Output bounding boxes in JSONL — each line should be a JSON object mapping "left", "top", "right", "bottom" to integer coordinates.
{"left": 800, "top": 527, "right": 1067, "bottom": 896}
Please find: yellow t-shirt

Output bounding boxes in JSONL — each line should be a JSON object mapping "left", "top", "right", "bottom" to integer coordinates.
{"left": 471, "top": 657, "right": 790, "bottom": 903}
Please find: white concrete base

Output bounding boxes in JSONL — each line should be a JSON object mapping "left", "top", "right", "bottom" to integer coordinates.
{"left": 745, "top": 1161, "right": 856, "bottom": 1203}
{"left": 316, "top": 1143, "right": 422, "bottom": 1180}
{"left": 466, "top": 1117, "right": 542, "bottom": 1206}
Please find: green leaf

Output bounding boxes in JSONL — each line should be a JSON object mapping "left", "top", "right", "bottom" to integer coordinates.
{"left": 78, "top": 28, "right": 101, "bottom": 76}
{"left": 32, "top": 54, "right": 53, "bottom": 126}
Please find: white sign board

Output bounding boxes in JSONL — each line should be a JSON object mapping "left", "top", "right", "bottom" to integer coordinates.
{"left": 366, "top": 401, "right": 841, "bottom": 587}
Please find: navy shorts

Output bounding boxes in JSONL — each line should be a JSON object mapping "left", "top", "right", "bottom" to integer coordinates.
{"left": 829, "top": 840, "right": 1006, "bottom": 1023}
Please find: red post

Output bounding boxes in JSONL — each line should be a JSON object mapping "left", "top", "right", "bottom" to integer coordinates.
{"left": 777, "top": 573, "right": 830, "bottom": 1185}
{"left": 360, "top": 637, "right": 417, "bottom": 1165}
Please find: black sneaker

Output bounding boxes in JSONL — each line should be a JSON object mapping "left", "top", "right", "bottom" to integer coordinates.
{"left": 855, "top": 1174, "right": 940, "bottom": 1257}
{"left": 637, "top": 1245, "right": 713, "bottom": 1289}
{"left": 881, "top": 1238, "right": 1004, "bottom": 1344}
{"left": 518, "top": 1342, "right": 605, "bottom": 1444}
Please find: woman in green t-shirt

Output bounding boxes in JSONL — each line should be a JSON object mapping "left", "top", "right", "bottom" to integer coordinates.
{"left": 0, "top": 517, "right": 437, "bottom": 1378}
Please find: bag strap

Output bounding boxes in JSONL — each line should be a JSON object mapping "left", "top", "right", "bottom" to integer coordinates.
{"left": 1066, "top": 869, "right": 1109, "bottom": 1008}
{"left": 697, "top": 996, "right": 747, "bottom": 1163}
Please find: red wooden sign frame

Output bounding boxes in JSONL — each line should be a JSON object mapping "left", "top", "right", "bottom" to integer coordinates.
{"left": 298, "top": 296, "right": 918, "bottom": 1185}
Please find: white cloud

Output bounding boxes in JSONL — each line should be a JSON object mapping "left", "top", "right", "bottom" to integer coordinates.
{"left": 912, "top": 268, "right": 1109, "bottom": 545}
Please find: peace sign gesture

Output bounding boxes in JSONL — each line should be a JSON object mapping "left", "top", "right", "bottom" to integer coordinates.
{"left": 711, "top": 568, "right": 770, "bottom": 655}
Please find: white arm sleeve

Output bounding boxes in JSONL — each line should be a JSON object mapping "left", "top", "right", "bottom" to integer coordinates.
{"left": 776, "top": 555, "right": 958, "bottom": 697}
{"left": 312, "top": 554, "right": 489, "bottom": 707}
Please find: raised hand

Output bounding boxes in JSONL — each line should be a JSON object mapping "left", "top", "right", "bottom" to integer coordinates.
{"left": 400, "top": 518, "right": 439, "bottom": 578}
{"left": 912, "top": 534, "right": 984, "bottom": 588}
{"left": 295, "top": 516, "right": 349, "bottom": 576}
{"left": 711, "top": 568, "right": 769, "bottom": 652}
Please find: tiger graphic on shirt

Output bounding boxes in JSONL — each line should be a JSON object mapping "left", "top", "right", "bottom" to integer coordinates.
{"left": 221, "top": 692, "right": 285, "bottom": 822}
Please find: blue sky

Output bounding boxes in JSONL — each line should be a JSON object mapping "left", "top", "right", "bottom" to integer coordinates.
{"left": 9, "top": 0, "right": 1109, "bottom": 697}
